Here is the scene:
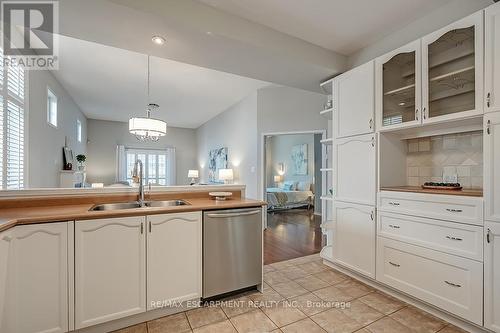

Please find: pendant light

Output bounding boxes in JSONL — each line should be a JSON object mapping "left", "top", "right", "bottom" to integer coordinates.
{"left": 129, "top": 55, "right": 167, "bottom": 141}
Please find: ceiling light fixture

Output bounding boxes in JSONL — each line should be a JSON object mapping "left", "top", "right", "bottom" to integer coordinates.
{"left": 398, "top": 102, "right": 406, "bottom": 106}
{"left": 151, "top": 35, "right": 166, "bottom": 45}
{"left": 129, "top": 55, "right": 167, "bottom": 142}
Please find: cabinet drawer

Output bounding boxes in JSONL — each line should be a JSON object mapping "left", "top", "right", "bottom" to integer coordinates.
{"left": 376, "top": 238, "right": 483, "bottom": 325}
{"left": 378, "top": 212, "right": 483, "bottom": 261}
{"left": 379, "top": 191, "right": 483, "bottom": 225}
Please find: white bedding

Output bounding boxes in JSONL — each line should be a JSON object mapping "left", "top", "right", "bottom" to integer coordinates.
{"left": 266, "top": 187, "right": 314, "bottom": 210}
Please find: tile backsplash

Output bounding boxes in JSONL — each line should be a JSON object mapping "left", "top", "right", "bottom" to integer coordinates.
{"left": 406, "top": 131, "right": 483, "bottom": 189}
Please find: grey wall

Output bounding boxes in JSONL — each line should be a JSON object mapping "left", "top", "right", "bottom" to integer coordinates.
{"left": 86, "top": 119, "right": 197, "bottom": 186}
{"left": 28, "top": 70, "right": 88, "bottom": 188}
{"left": 196, "top": 92, "right": 259, "bottom": 198}
{"left": 347, "top": 0, "right": 492, "bottom": 68}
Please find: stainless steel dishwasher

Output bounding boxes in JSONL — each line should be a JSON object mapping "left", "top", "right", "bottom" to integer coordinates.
{"left": 203, "top": 207, "right": 263, "bottom": 299}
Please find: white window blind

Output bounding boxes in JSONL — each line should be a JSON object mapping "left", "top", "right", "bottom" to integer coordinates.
{"left": 124, "top": 148, "right": 175, "bottom": 186}
{"left": 0, "top": 49, "right": 26, "bottom": 189}
{"left": 47, "top": 88, "right": 57, "bottom": 127}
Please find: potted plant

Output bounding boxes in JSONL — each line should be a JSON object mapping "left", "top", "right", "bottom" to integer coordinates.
{"left": 76, "top": 154, "right": 86, "bottom": 171}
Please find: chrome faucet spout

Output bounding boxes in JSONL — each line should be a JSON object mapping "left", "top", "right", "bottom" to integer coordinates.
{"left": 133, "top": 159, "right": 145, "bottom": 207}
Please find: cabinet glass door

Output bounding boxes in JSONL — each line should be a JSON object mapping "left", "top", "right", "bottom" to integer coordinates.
{"left": 423, "top": 12, "right": 483, "bottom": 122}
{"left": 382, "top": 51, "right": 418, "bottom": 127}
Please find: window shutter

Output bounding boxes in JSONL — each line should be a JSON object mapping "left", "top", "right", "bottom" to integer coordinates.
{"left": 6, "top": 101, "right": 24, "bottom": 189}
{"left": 7, "top": 63, "right": 24, "bottom": 102}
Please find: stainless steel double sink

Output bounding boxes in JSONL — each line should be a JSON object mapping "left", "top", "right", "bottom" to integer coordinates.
{"left": 90, "top": 200, "right": 189, "bottom": 211}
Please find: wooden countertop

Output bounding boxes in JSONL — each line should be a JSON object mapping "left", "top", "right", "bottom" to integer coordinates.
{"left": 380, "top": 186, "right": 483, "bottom": 197}
{"left": 0, "top": 197, "right": 266, "bottom": 233}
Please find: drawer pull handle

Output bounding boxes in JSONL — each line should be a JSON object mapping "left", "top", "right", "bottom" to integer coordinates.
{"left": 444, "top": 281, "right": 462, "bottom": 288}
{"left": 389, "top": 224, "right": 401, "bottom": 229}
{"left": 446, "top": 236, "right": 463, "bottom": 241}
{"left": 446, "top": 208, "right": 463, "bottom": 213}
{"left": 389, "top": 262, "right": 400, "bottom": 267}
{"left": 389, "top": 202, "right": 400, "bottom": 206}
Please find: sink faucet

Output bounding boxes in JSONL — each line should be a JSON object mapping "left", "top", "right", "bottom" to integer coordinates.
{"left": 133, "top": 159, "right": 145, "bottom": 207}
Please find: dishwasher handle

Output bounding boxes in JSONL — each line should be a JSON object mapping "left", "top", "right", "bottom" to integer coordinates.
{"left": 206, "top": 210, "right": 261, "bottom": 218}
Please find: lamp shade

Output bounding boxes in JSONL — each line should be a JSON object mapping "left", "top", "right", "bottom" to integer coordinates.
{"left": 129, "top": 117, "right": 167, "bottom": 140}
{"left": 218, "top": 169, "right": 234, "bottom": 181}
{"left": 188, "top": 170, "right": 199, "bottom": 178}
{"left": 274, "top": 175, "right": 281, "bottom": 182}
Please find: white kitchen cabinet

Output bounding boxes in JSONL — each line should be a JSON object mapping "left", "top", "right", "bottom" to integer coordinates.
{"left": 485, "top": 112, "right": 500, "bottom": 223}
{"left": 334, "top": 133, "right": 376, "bottom": 206}
{"left": 147, "top": 212, "right": 202, "bottom": 310}
{"left": 75, "top": 216, "right": 146, "bottom": 329}
{"left": 0, "top": 229, "right": 11, "bottom": 332}
{"left": 376, "top": 40, "right": 422, "bottom": 131}
{"left": 2, "top": 222, "right": 69, "bottom": 333}
{"left": 485, "top": 223, "right": 500, "bottom": 332}
{"left": 422, "top": 11, "right": 483, "bottom": 123}
{"left": 335, "top": 61, "right": 375, "bottom": 138}
{"left": 333, "top": 201, "right": 376, "bottom": 278}
{"left": 485, "top": 2, "right": 500, "bottom": 113}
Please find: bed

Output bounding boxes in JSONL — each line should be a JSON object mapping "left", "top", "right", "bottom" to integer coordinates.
{"left": 266, "top": 181, "right": 314, "bottom": 211}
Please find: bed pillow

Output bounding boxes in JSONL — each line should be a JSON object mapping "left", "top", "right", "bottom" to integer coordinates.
{"left": 282, "top": 181, "right": 295, "bottom": 190}
{"left": 297, "top": 181, "right": 311, "bottom": 191}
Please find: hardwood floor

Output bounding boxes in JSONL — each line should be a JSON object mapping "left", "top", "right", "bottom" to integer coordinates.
{"left": 264, "top": 208, "right": 324, "bottom": 265}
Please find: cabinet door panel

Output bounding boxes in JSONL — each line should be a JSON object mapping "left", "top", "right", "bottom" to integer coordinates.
{"left": 485, "top": 222, "right": 500, "bottom": 332}
{"left": 3, "top": 223, "right": 69, "bottom": 333}
{"left": 75, "top": 217, "right": 146, "bottom": 329}
{"left": 486, "top": 2, "right": 500, "bottom": 113}
{"left": 334, "top": 134, "right": 376, "bottom": 206}
{"left": 376, "top": 40, "right": 422, "bottom": 131}
{"left": 333, "top": 202, "right": 375, "bottom": 278}
{"left": 422, "top": 12, "right": 483, "bottom": 123}
{"left": 335, "top": 61, "right": 375, "bottom": 138}
{"left": 485, "top": 112, "right": 500, "bottom": 222}
{"left": 0, "top": 231, "right": 9, "bottom": 332}
{"left": 147, "top": 212, "right": 202, "bottom": 310}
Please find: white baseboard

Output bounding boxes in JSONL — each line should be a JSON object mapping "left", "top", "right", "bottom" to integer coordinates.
{"left": 322, "top": 259, "right": 488, "bottom": 333}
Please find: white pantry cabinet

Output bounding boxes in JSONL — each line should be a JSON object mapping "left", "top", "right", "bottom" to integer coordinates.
{"left": 335, "top": 61, "right": 375, "bottom": 139}
{"left": 75, "top": 216, "right": 146, "bottom": 329}
{"left": 485, "top": 2, "right": 500, "bottom": 113}
{"left": 2, "top": 222, "right": 69, "bottom": 333}
{"left": 376, "top": 40, "right": 422, "bottom": 131}
{"left": 147, "top": 212, "right": 202, "bottom": 310}
{"left": 334, "top": 133, "right": 376, "bottom": 206}
{"left": 485, "top": 112, "right": 500, "bottom": 223}
{"left": 422, "top": 11, "right": 483, "bottom": 123}
{"left": 333, "top": 201, "right": 376, "bottom": 278}
{"left": 485, "top": 223, "right": 500, "bottom": 332}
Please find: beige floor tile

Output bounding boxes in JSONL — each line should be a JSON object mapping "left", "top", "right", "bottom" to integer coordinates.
{"left": 354, "top": 329, "right": 371, "bottom": 333}
{"left": 289, "top": 292, "right": 332, "bottom": 316}
{"left": 365, "top": 317, "right": 409, "bottom": 333}
{"left": 264, "top": 271, "right": 292, "bottom": 286}
{"left": 113, "top": 323, "right": 147, "bottom": 333}
{"left": 279, "top": 265, "right": 310, "bottom": 280}
{"left": 270, "top": 260, "right": 296, "bottom": 271}
{"left": 271, "top": 280, "right": 309, "bottom": 298}
{"left": 313, "top": 270, "right": 349, "bottom": 285}
{"left": 389, "top": 306, "right": 447, "bottom": 333}
{"left": 192, "top": 320, "right": 236, "bottom": 333}
{"left": 264, "top": 265, "right": 277, "bottom": 274}
{"left": 220, "top": 296, "right": 258, "bottom": 318}
{"left": 438, "top": 325, "right": 469, "bottom": 333}
{"left": 281, "top": 318, "right": 326, "bottom": 333}
{"left": 247, "top": 287, "right": 284, "bottom": 304}
{"left": 335, "top": 279, "right": 374, "bottom": 299}
{"left": 311, "top": 308, "right": 364, "bottom": 333}
{"left": 147, "top": 313, "right": 191, "bottom": 333}
{"left": 313, "top": 285, "right": 353, "bottom": 303}
{"left": 298, "top": 262, "right": 328, "bottom": 274}
{"left": 186, "top": 306, "right": 227, "bottom": 329}
{"left": 358, "top": 292, "right": 405, "bottom": 315}
{"left": 339, "top": 300, "right": 384, "bottom": 326}
{"left": 230, "top": 309, "right": 278, "bottom": 333}
{"left": 294, "top": 275, "right": 331, "bottom": 291}
{"left": 261, "top": 301, "right": 307, "bottom": 327}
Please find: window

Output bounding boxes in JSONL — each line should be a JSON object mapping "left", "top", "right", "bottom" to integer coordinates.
{"left": 77, "top": 119, "right": 82, "bottom": 143}
{"left": 47, "top": 88, "right": 57, "bottom": 127}
{"left": 125, "top": 148, "right": 173, "bottom": 185}
{"left": 0, "top": 48, "right": 26, "bottom": 189}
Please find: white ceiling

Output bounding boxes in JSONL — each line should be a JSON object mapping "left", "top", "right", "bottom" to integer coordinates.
{"left": 52, "top": 35, "right": 269, "bottom": 128}
{"left": 198, "top": 0, "right": 452, "bottom": 55}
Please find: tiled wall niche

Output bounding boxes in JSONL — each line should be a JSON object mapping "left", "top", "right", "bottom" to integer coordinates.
{"left": 406, "top": 131, "right": 483, "bottom": 189}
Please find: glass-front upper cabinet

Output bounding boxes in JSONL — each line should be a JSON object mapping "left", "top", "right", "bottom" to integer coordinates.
{"left": 376, "top": 40, "right": 421, "bottom": 131}
{"left": 422, "top": 12, "right": 483, "bottom": 123}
